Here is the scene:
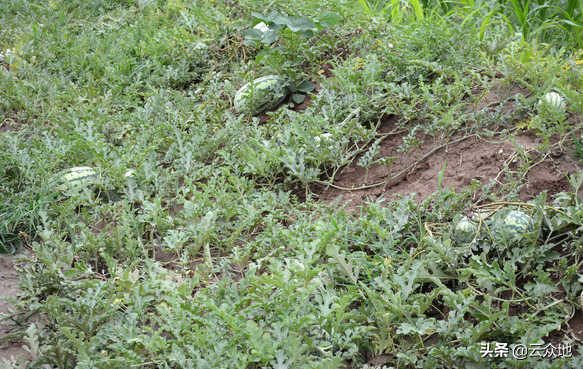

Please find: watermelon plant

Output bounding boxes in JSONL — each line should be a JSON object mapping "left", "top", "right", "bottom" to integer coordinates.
{"left": 2, "top": 0, "right": 583, "bottom": 368}
{"left": 240, "top": 9, "right": 338, "bottom": 105}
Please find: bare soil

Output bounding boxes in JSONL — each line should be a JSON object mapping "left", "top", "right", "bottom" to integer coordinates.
{"left": 0, "top": 253, "right": 30, "bottom": 360}
{"left": 310, "top": 114, "right": 582, "bottom": 213}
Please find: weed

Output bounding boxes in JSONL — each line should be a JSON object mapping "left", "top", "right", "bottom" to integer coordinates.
{"left": 572, "top": 133, "right": 583, "bottom": 162}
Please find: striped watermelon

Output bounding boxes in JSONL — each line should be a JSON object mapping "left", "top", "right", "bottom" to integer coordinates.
{"left": 234, "top": 75, "right": 288, "bottom": 116}
{"left": 498, "top": 210, "right": 534, "bottom": 240}
{"left": 454, "top": 216, "right": 478, "bottom": 245}
{"left": 538, "top": 91, "right": 565, "bottom": 112}
{"left": 56, "top": 166, "right": 98, "bottom": 193}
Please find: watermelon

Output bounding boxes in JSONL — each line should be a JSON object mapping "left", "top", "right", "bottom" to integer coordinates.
{"left": 56, "top": 166, "right": 98, "bottom": 193}
{"left": 454, "top": 216, "right": 478, "bottom": 245}
{"left": 498, "top": 210, "right": 534, "bottom": 240}
{"left": 234, "top": 75, "right": 288, "bottom": 116}
{"left": 470, "top": 210, "right": 493, "bottom": 223}
{"left": 538, "top": 91, "right": 565, "bottom": 112}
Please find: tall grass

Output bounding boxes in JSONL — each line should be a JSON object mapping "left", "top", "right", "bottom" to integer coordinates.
{"left": 357, "top": 0, "right": 582, "bottom": 48}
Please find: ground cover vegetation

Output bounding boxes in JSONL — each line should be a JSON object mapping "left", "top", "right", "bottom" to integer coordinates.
{"left": 1, "top": 0, "right": 583, "bottom": 368}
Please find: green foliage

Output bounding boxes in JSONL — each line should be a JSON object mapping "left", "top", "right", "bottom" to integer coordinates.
{"left": 356, "top": 0, "right": 582, "bottom": 48}
{"left": 572, "top": 133, "right": 583, "bottom": 162}
{"left": 243, "top": 9, "right": 342, "bottom": 65}
{"left": 1, "top": 0, "right": 583, "bottom": 368}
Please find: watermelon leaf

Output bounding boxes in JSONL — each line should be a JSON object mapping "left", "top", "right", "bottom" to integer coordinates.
{"left": 319, "top": 11, "right": 342, "bottom": 28}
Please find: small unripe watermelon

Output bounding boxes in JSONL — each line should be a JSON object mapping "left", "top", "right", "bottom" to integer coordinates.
{"left": 454, "top": 216, "right": 478, "bottom": 245}
{"left": 234, "top": 75, "right": 288, "bottom": 116}
{"left": 499, "top": 210, "right": 534, "bottom": 239}
{"left": 538, "top": 92, "right": 565, "bottom": 112}
{"left": 470, "top": 210, "right": 493, "bottom": 223}
{"left": 56, "top": 166, "right": 99, "bottom": 193}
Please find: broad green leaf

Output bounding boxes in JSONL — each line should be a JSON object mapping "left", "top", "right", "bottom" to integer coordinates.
{"left": 251, "top": 10, "right": 286, "bottom": 25}
{"left": 292, "top": 93, "right": 305, "bottom": 104}
{"left": 261, "top": 30, "right": 278, "bottom": 44}
{"left": 284, "top": 17, "right": 316, "bottom": 32}
{"left": 298, "top": 80, "right": 315, "bottom": 93}
{"left": 251, "top": 11, "right": 270, "bottom": 23}
{"left": 243, "top": 29, "right": 263, "bottom": 41}
{"left": 319, "top": 11, "right": 342, "bottom": 28}
{"left": 267, "top": 10, "right": 288, "bottom": 24}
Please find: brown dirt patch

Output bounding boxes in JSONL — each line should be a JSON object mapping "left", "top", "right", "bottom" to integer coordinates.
{"left": 566, "top": 309, "right": 583, "bottom": 341}
{"left": 474, "top": 81, "right": 531, "bottom": 114}
{"left": 0, "top": 110, "right": 26, "bottom": 133}
{"left": 311, "top": 115, "right": 582, "bottom": 212}
{"left": 0, "top": 253, "right": 29, "bottom": 360}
